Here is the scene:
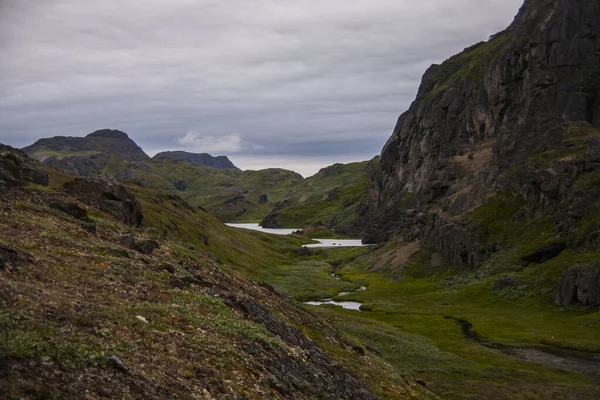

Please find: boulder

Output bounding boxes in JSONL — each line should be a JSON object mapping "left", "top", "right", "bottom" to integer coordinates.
{"left": 555, "top": 265, "right": 600, "bottom": 307}
{"left": 0, "top": 144, "right": 49, "bottom": 192}
{"left": 47, "top": 199, "right": 89, "bottom": 221}
{"left": 63, "top": 177, "right": 143, "bottom": 226}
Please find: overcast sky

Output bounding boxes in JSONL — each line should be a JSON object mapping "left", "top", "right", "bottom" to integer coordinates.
{"left": 0, "top": 0, "right": 523, "bottom": 177}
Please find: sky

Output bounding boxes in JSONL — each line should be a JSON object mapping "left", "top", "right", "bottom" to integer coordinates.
{"left": 0, "top": 0, "right": 523, "bottom": 177}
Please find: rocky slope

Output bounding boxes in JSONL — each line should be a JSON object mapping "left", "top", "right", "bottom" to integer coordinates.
{"left": 22, "top": 129, "right": 149, "bottom": 176}
{"left": 365, "top": 0, "right": 600, "bottom": 306}
{"left": 0, "top": 144, "right": 434, "bottom": 399}
{"left": 153, "top": 151, "right": 238, "bottom": 170}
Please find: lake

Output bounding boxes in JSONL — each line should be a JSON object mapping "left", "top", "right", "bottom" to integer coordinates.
{"left": 225, "top": 223, "right": 368, "bottom": 248}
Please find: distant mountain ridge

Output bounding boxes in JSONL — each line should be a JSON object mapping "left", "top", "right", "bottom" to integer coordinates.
{"left": 153, "top": 150, "right": 238, "bottom": 170}
{"left": 22, "top": 129, "right": 149, "bottom": 176}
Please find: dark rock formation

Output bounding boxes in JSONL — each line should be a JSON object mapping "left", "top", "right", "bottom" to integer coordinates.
{"left": 0, "top": 243, "right": 33, "bottom": 272}
{"left": 365, "top": 0, "right": 600, "bottom": 271}
{"left": 0, "top": 144, "right": 49, "bottom": 192}
{"left": 555, "top": 264, "right": 600, "bottom": 306}
{"left": 47, "top": 199, "right": 89, "bottom": 221}
{"left": 120, "top": 233, "right": 159, "bottom": 255}
{"left": 63, "top": 177, "right": 143, "bottom": 226}
{"left": 22, "top": 129, "right": 149, "bottom": 177}
{"left": 261, "top": 200, "right": 291, "bottom": 228}
{"left": 173, "top": 180, "right": 187, "bottom": 191}
{"left": 153, "top": 151, "right": 238, "bottom": 170}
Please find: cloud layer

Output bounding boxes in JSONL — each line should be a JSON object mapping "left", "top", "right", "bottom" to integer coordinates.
{"left": 0, "top": 0, "right": 524, "bottom": 176}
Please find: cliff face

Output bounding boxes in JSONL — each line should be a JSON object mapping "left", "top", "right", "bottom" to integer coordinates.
{"left": 22, "top": 129, "right": 149, "bottom": 176}
{"left": 153, "top": 151, "right": 239, "bottom": 170}
{"left": 366, "top": 0, "right": 600, "bottom": 280}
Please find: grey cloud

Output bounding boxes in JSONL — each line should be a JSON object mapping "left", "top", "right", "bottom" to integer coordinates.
{"left": 1, "top": 0, "right": 524, "bottom": 176}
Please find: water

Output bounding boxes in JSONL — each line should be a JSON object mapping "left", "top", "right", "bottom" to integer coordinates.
{"left": 226, "top": 223, "right": 367, "bottom": 310}
{"left": 303, "top": 239, "right": 365, "bottom": 248}
{"left": 304, "top": 300, "right": 363, "bottom": 311}
{"left": 225, "top": 223, "right": 368, "bottom": 248}
{"left": 225, "top": 223, "right": 298, "bottom": 235}
{"left": 304, "top": 276, "right": 365, "bottom": 311}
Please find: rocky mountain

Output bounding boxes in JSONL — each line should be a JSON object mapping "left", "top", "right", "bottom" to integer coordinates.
{"left": 0, "top": 144, "right": 433, "bottom": 399}
{"left": 153, "top": 151, "right": 238, "bottom": 170}
{"left": 22, "top": 129, "right": 149, "bottom": 177}
{"left": 363, "top": 0, "right": 600, "bottom": 306}
{"left": 260, "top": 159, "right": 376, "bottom": 235}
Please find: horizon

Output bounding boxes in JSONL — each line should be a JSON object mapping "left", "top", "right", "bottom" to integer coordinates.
{"left": 1, "top": 0, "right": 523, "bottom": 177}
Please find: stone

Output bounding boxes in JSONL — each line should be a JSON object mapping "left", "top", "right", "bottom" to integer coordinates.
{"left": 47, "top": 199, "right": 89, "bottom": 221}
{"left": 0, "top": 144, "right": 49, "bottom": 190}
{"left": 63, "top": 177, "right": 143, "bottom": 227}
{"left": 108, "top": 355, "right": 128, "bottom": 373}
{"left": 554, "top": 265, "right": 600, "bottom": 307}
{"left": 133, "top": 239, "right": 159, "bottom": 255}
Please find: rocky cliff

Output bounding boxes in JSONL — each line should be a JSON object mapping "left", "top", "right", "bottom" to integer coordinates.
{"left": 365, "top": 0, "right": 600, "bottom": 306}
{"left": 153, "top": 151, "right": 238, "bottom": 170}
{"left": 22, "top": 129, "right": 149, "bottom": 176}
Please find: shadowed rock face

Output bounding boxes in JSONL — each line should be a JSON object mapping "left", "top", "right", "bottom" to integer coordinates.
{"left": 364, "top": 0, "right": 600, "bottom": 271}
{"left": 63, "top": 177, "right": 143, "bottom": 227}
{"left": 555, "top": 264, "right": 600, "bottom": 307}
{"left": 153, "top": 151, "right": 239, "bottom": 170}
{"left": 0, "top": 144, "right": 49, "bottom": 192}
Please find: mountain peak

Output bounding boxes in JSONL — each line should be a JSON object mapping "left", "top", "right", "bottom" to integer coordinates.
{"left": 153, "top": 150, "right": 239, "bottom": 170}
{"left": 86, "top": 129, "right": 130, "bottom": 140}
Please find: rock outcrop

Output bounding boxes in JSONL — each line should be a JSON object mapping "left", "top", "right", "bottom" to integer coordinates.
{"left": 555, "top": 264, "right": 600, "bottom": 307}
{"left": 63, "top": 177, "right": 143, "bottom": 226}
{"left": 153, "top": 151, "right": 238, "bottom": 170}
{"left": 22, "top": 129, "right": 149, "bottom": 177}
{"left": 365, "top": 0, "right": 600, "bottom": 274}
{"left": 0, "top": 144, "right": 49, "bottom": 193}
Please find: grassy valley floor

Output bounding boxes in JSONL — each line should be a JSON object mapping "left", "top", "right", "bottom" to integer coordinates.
{"left": 255, "top": 242, "right": 600, "bottom": 400}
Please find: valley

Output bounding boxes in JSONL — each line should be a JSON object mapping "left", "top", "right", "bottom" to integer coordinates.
{"left": 1, "top": 0, "right": 600, "bottom": 398}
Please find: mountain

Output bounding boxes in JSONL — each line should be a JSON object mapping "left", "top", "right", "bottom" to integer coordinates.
{"left": 0, "top": 144, "right": 434, "bottom": 400}
{"left": 22, "top": 129, "right": 149, "bottom": 176}
{"left": 153, "top": 150, "right": 238, "bottom": 170}
{"left": 364, "top": 0, "right": 600, "bottom": 306}
{"left": 115, "top": 161, "right": 304, "bottom": 222}
{"left": 260, "top": 159, "right": 376, "bottom": 235}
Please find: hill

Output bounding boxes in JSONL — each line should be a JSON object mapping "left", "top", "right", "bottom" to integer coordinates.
{"left": 260, "top": 159, "right": 376, "bottom": 235}
{"left": 22, "top": 129, "right": 149, "bottom": 177}
{"left": 0, "top": 144, "right": 433, "bottom": 399}
{"left": 152, "top": 151, "right": 238, "bottom": 170}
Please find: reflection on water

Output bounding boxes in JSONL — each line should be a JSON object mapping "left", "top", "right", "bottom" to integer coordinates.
{"left": 225, "top": 223, "right": 298, "bottom": 235}
{"left": 304, "top": 300, "right": 363, "bottom": 311}
{"left": 225, "top": 223, "right": 367, "bottom": 248}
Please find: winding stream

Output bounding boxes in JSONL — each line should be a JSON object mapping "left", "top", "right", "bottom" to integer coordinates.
{"left": 303, "top": 279, "right": 366, "bottom": 311}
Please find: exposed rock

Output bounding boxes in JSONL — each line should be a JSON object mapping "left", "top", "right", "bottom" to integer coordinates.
{"left": 47, "top": 199, "right": 89, "bottom": 221}
{"left": 108, "top": 355, "right": 129, "bottom": 373}
{"left": 0, "top": 144, "right": 49, "bottom": 192}
{"left": 555, "top": 265, "right": 600, "bottom": 307}
{"left": 120, "top": 233, "right": 136, "bottom": 249}
{"left": 261, "top": 200, "right": 291, "bottom": 228}
{"left": 364, "top": 0, "right": 600, "bottom": 272}
{"left": 133, "top": 239, "right": 159, "bottom": 255}
{"left": 63, "top": 177, "right": 143, "bottom": 227}
{"left": 120, "top": 234, "right": 159, "bottom": 255}
{"left": 0, "top": 244, "right": 33, "bottom": 272}
{"left": 173, "top": 180, "right": 187, "bottom": 191}
{"left": 153, "top": 151, "right": 239, "bottom": 170}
